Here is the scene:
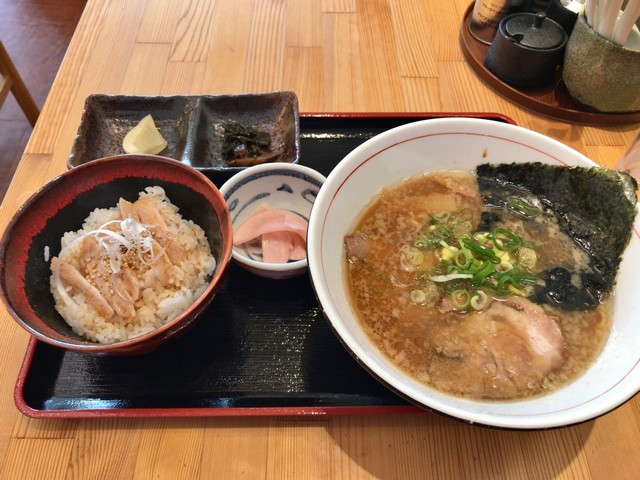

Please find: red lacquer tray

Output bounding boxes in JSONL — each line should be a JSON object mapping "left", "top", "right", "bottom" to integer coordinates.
{"left": 459, "top": 2, "right": 640, "bottom": 125}
{"left": 15, "top": 112, "right": 515, "bottom": 418}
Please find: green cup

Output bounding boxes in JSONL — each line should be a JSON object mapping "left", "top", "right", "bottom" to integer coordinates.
{"left": 562, "top": 12, "right": 640, "bottom": 113}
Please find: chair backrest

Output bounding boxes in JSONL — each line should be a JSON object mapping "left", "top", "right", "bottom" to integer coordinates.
{"left": 0, "top": 45, "right": 13, "bottom": 105}
{"left": 0, "top": 41, "right": 40, "bottom": 127}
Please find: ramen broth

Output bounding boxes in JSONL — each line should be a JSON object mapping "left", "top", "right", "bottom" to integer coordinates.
{"left": 344, "top": 171, "right": 611, "bottom": 401}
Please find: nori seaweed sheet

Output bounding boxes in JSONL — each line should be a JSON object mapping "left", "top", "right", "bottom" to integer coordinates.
{"left": 476, "top": 162, "right": 638, "bottom": 310}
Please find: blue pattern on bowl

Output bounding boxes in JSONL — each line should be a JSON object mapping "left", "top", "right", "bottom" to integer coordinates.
{"left": 219, "top": 163, "right": 326, "bottom": 278}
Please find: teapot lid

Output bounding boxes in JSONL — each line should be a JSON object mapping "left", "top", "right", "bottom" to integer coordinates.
{"left": 504, "top": 12, "right": 567, "bottom": 50}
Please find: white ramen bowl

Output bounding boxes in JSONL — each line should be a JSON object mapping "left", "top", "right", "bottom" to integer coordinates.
{"left": 307, "top": 117, "right": 640, "bottom": 429}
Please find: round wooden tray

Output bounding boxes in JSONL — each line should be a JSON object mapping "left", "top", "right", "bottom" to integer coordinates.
{"left": 459, "top": 3, "right": 640, "bottom": 125}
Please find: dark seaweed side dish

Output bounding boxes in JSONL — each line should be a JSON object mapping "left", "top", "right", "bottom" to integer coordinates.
{"left": 217, "top": 120, "right": 280, "bottom": 167}
{"left": 344, "top": 163, "right": 638, "bottom": 401}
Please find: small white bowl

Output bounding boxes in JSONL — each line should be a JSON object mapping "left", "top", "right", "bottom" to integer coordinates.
{"left": 307, "top": 117, "right": 640, "bottom": 429}
{"left": 219, "top": 163, "right": 325, "bottom": 279}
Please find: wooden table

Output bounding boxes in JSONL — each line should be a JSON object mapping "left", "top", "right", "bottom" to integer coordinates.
{"left": 1, "top": 1, "right": 639, "bottom": 478}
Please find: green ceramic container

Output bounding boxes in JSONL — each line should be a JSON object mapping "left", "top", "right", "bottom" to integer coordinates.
{"left": 563, "top": 12, "right": 640, "bottom": 113}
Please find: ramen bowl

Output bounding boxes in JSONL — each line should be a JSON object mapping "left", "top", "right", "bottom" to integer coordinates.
{"left": 0, "top": 155, "right": 233, "bottom": 355}
{"left": 220, "top": 162, "right": 325, "bottom": 279}
{"left": 307, "top": 117, "right": 640, "bottom": 429}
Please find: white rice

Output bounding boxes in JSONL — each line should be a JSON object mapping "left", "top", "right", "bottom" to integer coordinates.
{"left": 49, "top": 186, "right": 217, "bottom": 344}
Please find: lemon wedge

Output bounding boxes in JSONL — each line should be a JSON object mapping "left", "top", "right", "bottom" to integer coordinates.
{"left": 122, "top": 114, "right": 168, "bottom": 154}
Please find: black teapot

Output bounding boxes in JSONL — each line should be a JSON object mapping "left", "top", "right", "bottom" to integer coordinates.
{"left": 485, "top": 12, "right": 568, "bottom": 88}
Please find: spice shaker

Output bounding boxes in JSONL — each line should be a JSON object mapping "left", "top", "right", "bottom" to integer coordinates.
{"left": 469, "top": 0, "right": 530, "bottom": 44}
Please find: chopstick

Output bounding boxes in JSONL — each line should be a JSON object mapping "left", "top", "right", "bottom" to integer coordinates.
{"left": 612, "top": 0, "right": 640, "bottom": 44}
{"left": 585, "top": 0, "right": 599, "bottom": 28}
{"left": 585, "top": 0, "right": 640, "bottom": 45}
{"left": 597, "top": 0, "right": 625, "bottom": 38}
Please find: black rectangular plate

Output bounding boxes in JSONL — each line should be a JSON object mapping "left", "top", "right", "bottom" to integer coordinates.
{"left": 16, "top": 113, "right": 514, "bottom": 417}
{"left": 68, "top": 92, "right": 300, "bottom": 177}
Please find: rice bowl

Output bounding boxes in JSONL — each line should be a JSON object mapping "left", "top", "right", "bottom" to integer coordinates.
{"left": 50, "top": 186, "right": 217, "bottom": 344}
{"left": 0, "top": 155, "right": 233, "bottom": 355}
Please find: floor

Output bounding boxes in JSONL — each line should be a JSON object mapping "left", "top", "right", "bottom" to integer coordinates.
{"left": 0, "top": 0, "right": 86, "bottom": 203}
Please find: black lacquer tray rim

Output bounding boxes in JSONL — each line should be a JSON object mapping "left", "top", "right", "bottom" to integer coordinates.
{"left": 14, "top": 111, "right": 516, "bottom": 419}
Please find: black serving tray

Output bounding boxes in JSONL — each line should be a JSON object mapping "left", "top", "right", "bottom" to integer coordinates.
{"left": 16, "top": 113, "right": 514, "bottom": 418}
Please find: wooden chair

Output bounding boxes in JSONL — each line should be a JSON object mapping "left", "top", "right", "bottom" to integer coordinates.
{"left": 0, "top": 40, "right": 40, "bottom": 127}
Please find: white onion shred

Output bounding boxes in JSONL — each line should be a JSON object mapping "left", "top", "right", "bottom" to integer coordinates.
{"left": 429, "top": 273, "right": 474, "bottom": 282}
{"left": 120, "top": 217, "right": 160, "bottom": 266}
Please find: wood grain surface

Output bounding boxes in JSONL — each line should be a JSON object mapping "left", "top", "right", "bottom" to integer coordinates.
{"left": 0, "top": 1, "right": 639, "bottom": 479}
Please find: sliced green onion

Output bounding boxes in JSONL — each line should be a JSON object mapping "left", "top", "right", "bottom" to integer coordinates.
{"left": 410, "top": 283, "right": 440, "bottom": 306}
{"left": 410, "top": 211, "right": 540, "bottom": 304}
{"left": 423, "top": 282, "right": 441, "bottom": 306}
{"left": 410, "top": 289, "right": 426, "bottom": 304}
{"left": 455, "top": 248, "right": 473, "bottom": 269}
{"left": 462, "top": 238, "right": 500, "bottom": 263}
{"left": 496, "top": 273, "right": 513, "bottom": 291}
{"left": 404, "top": 247, "right": 424, "bottom": 266}
{"left": 508, "top": 284, "right": 526, "bottom": 296}
{"left": 511, "top": 273, "right": 538, "bottom": 284}
{"left": 473, "top": 261, "right": 495, "bottom": 285}
{"left": 441, "top": 250, "right": 454, "bottom": 262}
{"left": 451, "top": 289, "right": 471, "bottom": 309}
{"left": 468, "top": 259, "right": 484, "bottom": 272}
{"left": 470, "top": 290, "right": 489, "bottom": 310}
{"left": 490, "top": 227, "right": 522, "bottom": 252}
{"left": 474, "top": 231, "right": 490, "bottom": 243}
{"left": 452, "top": 220, "right": 472, "bottom": 237}
{"left": 496, "top": 272, "right": 537, "bottom": 295}
{"left": 495, "top": 261, "right": 514, "bottom": 273}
